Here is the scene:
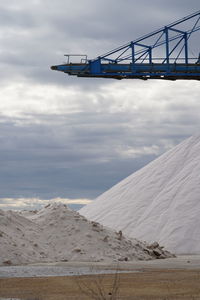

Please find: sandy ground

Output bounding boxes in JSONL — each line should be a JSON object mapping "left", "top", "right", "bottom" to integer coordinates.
{"left": 45, "top": 254, "right": 200, "bottom": 270}
{"left": 1, "top": 269, "right": 200, "bottom": 299}
{"left": 1, "top": 256, "right": 200, "bottom": 299}
{"left": 0, "top": 255, "right": 200, "bottom": 278}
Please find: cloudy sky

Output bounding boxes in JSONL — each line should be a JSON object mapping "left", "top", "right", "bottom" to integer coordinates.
{"left": 0, "top": 0, "right": 200, "bottom": 210}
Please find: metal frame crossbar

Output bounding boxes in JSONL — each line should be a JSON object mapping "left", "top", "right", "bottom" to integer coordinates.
{"left": 51, "top": 11, "right": 200, "bottom": 80}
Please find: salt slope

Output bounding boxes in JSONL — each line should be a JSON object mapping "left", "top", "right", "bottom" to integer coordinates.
{"left": 0, "top": 209, "right": 47, "bottom": 265}
{"left": 0, "top": 204, "right": 172, "bottom": 266}
{"left": 80, "top": 135, "right": 200, "bottom": 254}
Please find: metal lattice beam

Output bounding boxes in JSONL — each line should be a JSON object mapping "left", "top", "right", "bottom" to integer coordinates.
{"left": 51, "top": 11, "right": 200, "bottom": 80}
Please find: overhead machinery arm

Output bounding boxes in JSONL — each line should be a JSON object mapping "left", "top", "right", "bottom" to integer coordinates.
{"left": 51, "top": 11, "right": 200, "bottom": 80}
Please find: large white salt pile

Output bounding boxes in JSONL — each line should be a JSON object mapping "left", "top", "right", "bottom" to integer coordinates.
{"left": 80, "top": 135, "right": 200, "bottom": 254}
{"left": 0, "top": 203, "right": 172, "bottom": 266}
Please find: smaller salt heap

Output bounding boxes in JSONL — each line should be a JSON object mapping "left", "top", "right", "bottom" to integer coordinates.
{"left": 0, "top": 203, "right": 173, "bottom": 265}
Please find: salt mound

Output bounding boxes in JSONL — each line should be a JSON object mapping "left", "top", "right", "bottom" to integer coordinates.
{"left": 0, "top": 203, "right": 172, "bottom": 266}
{"left": 80, "top": 135, "right": 200, "bottom": 254}
{"left": 0, "top": 209, "right": 47, "bottom": 265}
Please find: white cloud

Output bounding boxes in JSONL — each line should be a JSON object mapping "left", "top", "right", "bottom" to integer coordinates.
{"left": 1, "top": 79, "right": 199, "bottom": 122}
{"left": 0, "top": 197, "right": 92, "bottom": 210}
{"left": 118, "top": 145, "right": 160, "bottom": 158}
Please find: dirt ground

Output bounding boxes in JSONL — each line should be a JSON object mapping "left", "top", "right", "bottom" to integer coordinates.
{"left": 1, "top": 269, "right": 200, "bottom": 300}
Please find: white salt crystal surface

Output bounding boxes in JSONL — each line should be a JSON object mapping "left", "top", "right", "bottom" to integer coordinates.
{"left": 0, "top": 203, "right": 172, "bottom": 266}
{"left": 80, "top": 135, "right": 200, "bottom": 254}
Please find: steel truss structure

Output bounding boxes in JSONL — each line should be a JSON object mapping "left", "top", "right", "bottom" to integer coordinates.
{"left": 51, "top": 11, "right": 200, "bottom": 80}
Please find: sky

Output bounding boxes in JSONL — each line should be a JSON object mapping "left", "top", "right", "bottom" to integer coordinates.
{"left": 0, "top": 0, "right": 200, "bottom": 210}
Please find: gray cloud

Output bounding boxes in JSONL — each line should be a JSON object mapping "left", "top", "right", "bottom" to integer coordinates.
{"left": 0, "top": 86, "right": 198, "bottom": 200}
{"left": 0, "top": 0, "right": 199, "bottom": 86}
